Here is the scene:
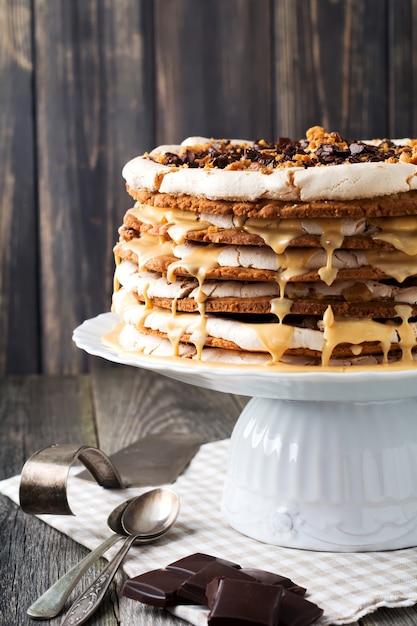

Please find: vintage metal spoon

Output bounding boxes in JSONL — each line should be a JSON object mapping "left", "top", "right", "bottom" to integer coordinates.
{"left": 27, "top": 498, "right": 135, "bottom": 619}
{"left": 60, "top": 488, "right": 180, "bottom": 626}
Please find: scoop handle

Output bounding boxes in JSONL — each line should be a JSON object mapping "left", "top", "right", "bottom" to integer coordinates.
{"left": 60, "top": 534, "right": 138, "bottom": 626}
{"left": 27, "top": 533, "right": 122, "bottom": 619}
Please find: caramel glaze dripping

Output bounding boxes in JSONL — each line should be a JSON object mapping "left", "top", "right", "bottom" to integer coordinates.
{"left": 114, "top": 202, "right": 417, "bottom": 366}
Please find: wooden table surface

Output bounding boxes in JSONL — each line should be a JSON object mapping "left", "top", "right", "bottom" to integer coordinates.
{"left": 1, "top": 365, "right": 417, "bottom": 626}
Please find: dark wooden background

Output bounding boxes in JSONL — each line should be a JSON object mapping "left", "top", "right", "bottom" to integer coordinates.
{"left": 1, "top": 0, "right": 417, "bottom": 375}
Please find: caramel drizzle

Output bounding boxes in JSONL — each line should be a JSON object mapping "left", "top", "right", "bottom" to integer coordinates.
{"left": 129, "top": 202, "right": 211, "bottom": 244}
{"left": 321, "top": 304, "right": 415, "bottom": 366}
{"left": 115, "top": 204, "right": 417, "bottom": 366}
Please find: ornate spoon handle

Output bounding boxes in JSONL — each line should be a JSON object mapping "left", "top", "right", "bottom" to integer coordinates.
{"left": 27, "top": 533, "right": 123, "bottom": 619}
{"left": 60, "top": 534, "right": 138, "bottom": 626}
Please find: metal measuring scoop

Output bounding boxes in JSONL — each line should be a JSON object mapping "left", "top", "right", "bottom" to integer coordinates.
{"left": 60, "top": 487, "right": 180, "bottom": 626}
{"left": 28, "top": 497, "right": 141, "bottom": 619}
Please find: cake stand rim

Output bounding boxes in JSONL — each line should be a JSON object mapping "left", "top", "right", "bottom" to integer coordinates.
{"left": 73, "top": 312, "right": 417, "bottom": 402}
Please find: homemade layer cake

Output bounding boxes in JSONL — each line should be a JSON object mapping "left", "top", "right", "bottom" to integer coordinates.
{"left": 110, "top": 126, "right": 417, "bottom": 367}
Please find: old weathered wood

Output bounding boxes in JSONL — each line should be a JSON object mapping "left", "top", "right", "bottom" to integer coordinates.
{"left": 154, "top": 0, "right": 273, "bottom": 143}
{"left": 273, "top": 0, "right": 388, "bottom": 138}
{"left": 1, "top": 0, "right": 417, "bottom": 376}
{"left": 1, "top": 371, "right": 417, "bottom": 624}
{"left": 34, "top": 0, "right": 154, "bottom": 374}
{"left": 387, "top": 0, "right": 417, "bottom": 137}
{"left": 0, "top": 0, "right": 39, "bottom": 374}
{"left": 91, "top": 365, "right": 246, "bottom": 453}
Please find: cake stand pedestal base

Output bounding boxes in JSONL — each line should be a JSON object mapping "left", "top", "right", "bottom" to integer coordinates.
{"left": 221, "top": 396, "right": 417, "bottom": 552}
{"left": 73, "top": 314, "right": 417, "bottom": 552}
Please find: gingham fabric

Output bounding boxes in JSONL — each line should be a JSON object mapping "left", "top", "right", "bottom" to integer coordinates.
{"left": 1, "top": 440, "right": 417, "bottom": 625}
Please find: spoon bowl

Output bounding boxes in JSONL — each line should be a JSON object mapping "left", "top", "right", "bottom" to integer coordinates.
{"left": 61, "top": 488, "right": 180, "bottom": 626}
{"left": 122, "top": 487, "right": 180, "bottom": 538}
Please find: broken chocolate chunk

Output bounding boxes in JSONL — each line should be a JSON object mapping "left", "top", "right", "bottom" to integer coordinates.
{"left": 122, "top": 552, "right": 324, "bottom": 624}
{"left": 121, "top": 568, "right": 191, "bottom": 608}
{"left": 177, "top": 561, "right": 254, "bottom": 605}
{"left": 167, "top": 552, "right": 240, "bottom": 576}
{"left": 207, "top": 578, "right": 283, "bottom": 626}
{"left": 279, "top": 590, "right": 324, "bottom": 626}
{"left": 240, "top": 568, "right": 306, "bottom": 596}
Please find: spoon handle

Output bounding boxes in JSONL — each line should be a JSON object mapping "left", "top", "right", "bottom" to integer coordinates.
{"left": 27, "top": 534, "right": 122, "bottom": 619}
{"left": 60, "top": 534, "right": 137, "bottom": 626}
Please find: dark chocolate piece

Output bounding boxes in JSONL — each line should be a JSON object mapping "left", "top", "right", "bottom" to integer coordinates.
{"left": 241, "top": 568, "right": 307, "bottom": 597}
{"left": 279, "top": 590, "right": 324, "bottom": 626}
{"left": 121, "top": 568, "right": 191, "bottom": 608}
{"left": 168, "top": 552, "right": 240, "bottom": 575}
{"left": 240, "top": 568, "right": 293, "bottom": 588}
{"left": 208, "top": 578, "right": 283, "bottom": 626}
{"left": 178, "top": 562, "right": 254, "bottom": 605}
{"left": 287, "top": 585, "right": 307, "bottom": 597}
{"left": 206, "top": 576, "right": 224, "bottom": 609}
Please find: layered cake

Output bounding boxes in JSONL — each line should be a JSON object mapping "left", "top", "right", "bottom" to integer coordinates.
{"left": 109, "top": 126, "right": 417, "bottom": 367}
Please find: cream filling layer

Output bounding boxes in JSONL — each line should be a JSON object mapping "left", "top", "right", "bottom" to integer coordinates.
{"left": 125, "top": 205, "right": 417, "bottom": 275}
{"left": 118, "top": 233, "right": 417, "bottom": 289}
{"left": 115, "top": 262, "right": 417, "bottom": 305}
{"left": 127, "top": 203, "right": 379, "bottom": 241}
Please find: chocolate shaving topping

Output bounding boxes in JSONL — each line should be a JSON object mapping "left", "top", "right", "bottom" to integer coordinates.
{"left": 152, "top": 126, "right": 416, "bottom": 171}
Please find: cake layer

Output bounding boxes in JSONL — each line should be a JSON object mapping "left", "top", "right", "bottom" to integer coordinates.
{"left": 110, "top": 127, "right": 417, "bottom": 368}
{"left": 122, "top": 127, "right": 417, "bottom": 202}
{"left": 114, "top": 264, "right": 417, "bottom": 319}
{"left": 120, "top": 203, "right": 417, "bottom": 253}
{"left": 114, "top": 235, "right": 417, "bottom": 285}
{"left": 112, "top": 292, "right": 417, "bottom": 366}
{"left": 132, "top": 189, "right": 417, "bottom": 219}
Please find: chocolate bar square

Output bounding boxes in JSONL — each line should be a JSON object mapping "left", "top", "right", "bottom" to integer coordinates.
{"left": 208, "top": 578, "right": 283, "bottom": 626}
{"left": 122, "top": 568, "right": 191, "bottom": 608}
{"left": 177, "top": 561, "right": 254, "bottom": 605}
{"left": 168, "top": 552, "right": 240, "bottom": 575}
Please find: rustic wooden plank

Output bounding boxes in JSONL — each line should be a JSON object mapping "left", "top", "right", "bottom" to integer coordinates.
{"left": 273, "top": 0, "right": 388, "bottom": 139}
{"left": 34, "top": 0, "right": 154, "bottom": 374}
{"left": 361, "top": 606, "right": 417, "bottom": 625}
{"left": 91, "top": 365, "right": 246, "bottom": 453}
{"left": 0, "top": 375, "right": 121, "bottom": 626}
{"left": 154, "top": 0, "right": 272, "bottom": 143}
{"left": 0, "top": 0, "right": 39, "bottom": 374}
{"left": 387, "top": 0, "right": 417, "bottom": 137}
{"left": 0, "top": 375, "right": 96, "bottom": 479}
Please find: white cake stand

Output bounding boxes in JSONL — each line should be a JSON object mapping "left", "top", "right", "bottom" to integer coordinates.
{"left": 74, "top": 313, "right": 417, "bottom": 552}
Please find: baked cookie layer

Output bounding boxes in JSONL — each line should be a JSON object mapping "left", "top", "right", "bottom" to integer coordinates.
{"left": 110, "top": 128, "right": 417, "bottom": 367}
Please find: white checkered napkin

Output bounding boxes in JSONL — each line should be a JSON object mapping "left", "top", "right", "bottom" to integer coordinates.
{"left": 2, "top": 440, "right": 417, "bottom": 625}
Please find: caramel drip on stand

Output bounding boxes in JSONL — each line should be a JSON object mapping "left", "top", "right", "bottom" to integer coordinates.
{"left": 395, "top": 304, "right": 415, "bottom": 362}
{"left": 245, "top": 321, "right": 294, "bottom": 364}
{"left": 322, "top": 306, "right": 395, "bottom": 366}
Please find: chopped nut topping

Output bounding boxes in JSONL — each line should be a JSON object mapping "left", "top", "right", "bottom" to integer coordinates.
{"left": 150, "top": 127, "right": 417, "bottom": 171}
